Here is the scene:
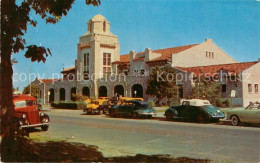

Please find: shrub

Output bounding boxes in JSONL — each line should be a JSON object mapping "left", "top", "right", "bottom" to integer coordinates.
{"left": 215, "top": 98, "right": 222, "bottom": 107}
{"left": 170, "top": 100, "right": 179, "bottom": 106}
{"left": 72, "top": 93, "right": 89, "bottom": 102}
{"left": 223, "top": 99, "right": 231, "bottom": 108}
{"left": 147, "top": 100, "right": 155, "bottom": 107}
{"left": 51, "top": 101, "right": 86, "bottom": 110}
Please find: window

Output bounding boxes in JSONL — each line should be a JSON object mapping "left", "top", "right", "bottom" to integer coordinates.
{"left": 83, "top": 53, "right": 90, "bottom": 80}
{"left": 103, "top": 21, "right": 106, "bottom": 32}
{"left": 103, "top": 53, "right": 111, "bottom": 74}
{"left": 248, "top": 84, "right": 252, "bottom": 93}
{"left": 123, "top": 70, "right": 128, "bottom": 75}
{"left": 255, "top": 84, "right": 258, "bottom": 93}
{"left": 222, "top": 84, "right": 226, "bottom": 93}
{"left": 140, "top": 69, "right": 145, "bottom": 76}
{"left": 206, "top": 51, "right": 214, "bottom": 58}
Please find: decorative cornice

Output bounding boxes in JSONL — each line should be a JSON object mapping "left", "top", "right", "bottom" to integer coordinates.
{"left": 79, "top": 44, "right": 91, "bottom": 49}
{"left": 100, "top": 44, "right": 116, "bottom": 49}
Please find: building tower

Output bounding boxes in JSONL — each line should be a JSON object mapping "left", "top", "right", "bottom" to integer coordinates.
{"left": 76, "top": 14, "right": 120, "bottom": 97}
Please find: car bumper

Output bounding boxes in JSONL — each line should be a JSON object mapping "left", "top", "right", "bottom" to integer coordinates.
{"left": 84, "top": 108, "right": 99, "bottom": 113}
{"left": 211, "top": 115, "right": 225, "bottom": 118}
{"left": 20, "top": 123, "right": 50, "bottom": 129}
{"left": 139, "top": 112, "right": 157, "bottom": 116}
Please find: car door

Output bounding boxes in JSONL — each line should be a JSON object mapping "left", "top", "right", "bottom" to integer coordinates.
{"left": 180, "top": 101, "right": 191, "bottom": 118}
{"left": 119, "top": 101, "right": 131, "bottom": 116}
{"left": 242, "top": 108, "right": 260, "bottom": 123}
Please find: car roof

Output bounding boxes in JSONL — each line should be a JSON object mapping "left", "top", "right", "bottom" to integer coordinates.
{"left": 13, "top": 95, "right": 35, "bottom": 102}
{"left": 181, "top": 99, "right": 211, "bottom": 106}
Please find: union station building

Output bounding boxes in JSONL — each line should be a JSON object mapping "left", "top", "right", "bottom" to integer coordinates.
{"left": 33, "top": 14, "right": 260, "bottom": 107}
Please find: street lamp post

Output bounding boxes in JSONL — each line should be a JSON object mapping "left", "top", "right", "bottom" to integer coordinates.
{"left": 134, "top": 90, "right": 137, "bottom": 98}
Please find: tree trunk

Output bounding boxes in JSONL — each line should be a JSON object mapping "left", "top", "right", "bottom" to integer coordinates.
{"left": 1, "top": 0, "right": 15, "bottom": 156}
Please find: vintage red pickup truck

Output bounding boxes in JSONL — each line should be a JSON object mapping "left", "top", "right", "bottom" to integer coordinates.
{"left": 13, "top": 95, "right": 50, "bottom": 131}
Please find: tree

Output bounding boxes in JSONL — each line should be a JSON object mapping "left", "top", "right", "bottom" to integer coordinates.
{"left": 1, "top": 0, "right": 100, "bottom": 160}
{"left": 22, "top": 84, "right": 40, "bottom": 99}
{"left": 189, "top": 77, "right": 221, "bottom": 104}
{"left": 146, "top": 65, "right": 178, "bottom": 104}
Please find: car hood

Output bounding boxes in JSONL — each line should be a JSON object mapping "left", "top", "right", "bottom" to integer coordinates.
{"left": 86, "top": 104, "right": 98, "bottom": 109}
{"left": 200, "top": 106, "right": 224, "bottom": 115}
{"left": 137, "top": 107, "right": 156, "bottom": 113}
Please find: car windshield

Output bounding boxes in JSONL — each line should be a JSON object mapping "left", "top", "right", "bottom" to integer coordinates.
{"left": 15, "top": 100, "right": 35, "bottom": 107}
{"left": 246, "top": 103, "right": 260, "bottom": 110}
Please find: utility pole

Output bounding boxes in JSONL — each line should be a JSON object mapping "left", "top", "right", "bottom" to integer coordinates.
{"left": 29, "top": 62, "right": 32, "bottom": 95}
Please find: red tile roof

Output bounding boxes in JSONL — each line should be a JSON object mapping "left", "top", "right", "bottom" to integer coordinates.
{"left": 119, "top": 54, "right": 130, "bottom": 63}
{"left": 176, "top": 62, "right": 258, "bottom": 77}
{"left": 38, "top": 79, "right": 61, "bottom": 83}
{"left": 116, "top": 43, "right": 198, "bottom": 63}
{"left": 61, "top": 66, "right": 76, "bottom": 73}
{"left": 150, "top": 44, "right": 198, "bottom": 61}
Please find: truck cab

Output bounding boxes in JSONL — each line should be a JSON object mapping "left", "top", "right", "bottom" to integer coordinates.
{"left": 13, "top": 95, "right": 50, "bottom": 131}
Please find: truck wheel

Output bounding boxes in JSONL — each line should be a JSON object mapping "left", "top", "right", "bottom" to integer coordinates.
{"left": 230, "top": 115, "right": 240, "bottom": 126}
{"left": 41, "top": 125, "right": 49, "bottom": 131}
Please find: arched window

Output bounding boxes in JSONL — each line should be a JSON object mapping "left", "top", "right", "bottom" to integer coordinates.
{"left": 132, "top": 84, "right": 143, "bottom": 98}
{"left": 103, "top": 21, "right": 106, "bottom": 32}
{"left": 60, "top": 88, "right": 65, "bottom": 101}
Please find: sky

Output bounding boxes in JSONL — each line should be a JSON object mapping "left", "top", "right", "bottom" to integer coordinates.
{"left": 13, "top": 0, "right": 260, "bottom": 91}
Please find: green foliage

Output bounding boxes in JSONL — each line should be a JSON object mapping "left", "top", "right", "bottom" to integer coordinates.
{"left": 169, "top": 100, "right": 180, "bottom": 106}
{"left": 51, "top": 101, "right": 86, "bottom": 110}
{"left": 146, "top": 65, "right": 178, "bottom": 103}
{"left": 215, "top": 98, "right": 222, "bottom": 107}
{"left": 71, "top": 93, "right": 89, "bottom": 102}
{"left": 189, "top": 77, "right": 220, "bottom": 104}
{"left": 147, "top": 100, "right": 155, "bottom": 107}
{"left": 223, "top": 99, "right": 231, "bottom": 107}
{"left": 22, "top": 84, "right": 40, "bottom": 99}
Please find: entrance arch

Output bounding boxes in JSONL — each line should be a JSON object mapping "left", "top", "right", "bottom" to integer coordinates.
{"left": 132, "top": 84, "right": 143, "bottom": 98}
{"left": 71, "top": 87, "right": 76, "bottom": 101}
{"left": 60, "top": 88, "right": 65, "bottom": 101}
{"left": 82, "top": 86, "right": 90, "bottom": 97}
{"left": 99, "top": 86, "right": 107, "bottom": 97}
{"left": 49, "top": 88, "right": 54, "bottom": 103}
{"left": 114, "top": 85, "right": 124, "bottom": 97}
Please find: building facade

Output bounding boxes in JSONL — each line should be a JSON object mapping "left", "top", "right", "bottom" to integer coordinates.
{"left": 33, "top": 14, "right": 260, "bottom": 107}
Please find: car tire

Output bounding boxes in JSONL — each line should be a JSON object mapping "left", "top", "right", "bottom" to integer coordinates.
{"left": 165, "top": 113, "right": 172, "bottom": 121}
{"left": 197, "top": 114, "right": 206, "bottom": 123}
{"left": 230, "top": 115, "right": 240, "bottom": 126}
{"left": 41, "top": 125, "right": 49, "bottom": 131}
{"left": 131, "top": 112, "right": 138, "bottom": 119}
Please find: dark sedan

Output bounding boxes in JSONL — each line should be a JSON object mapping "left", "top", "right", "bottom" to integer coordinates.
{"left": 165, "top": 99, "right": 225, "bottom": 123}
{"left": 109, "top": 100, "right": 156, "bottom": 118}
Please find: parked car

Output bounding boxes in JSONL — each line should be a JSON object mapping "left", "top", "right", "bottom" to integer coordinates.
{"left": 13, "top": 95, "right": 50, "bottom": 131}
{"left": 164, "top": 99, "right": 225, "bottom": 123}
{"left": 99, "top": 96, "right": 109, "bottom": 100}
{"left": 109, "top": 100, "right": 156, "bottom": 118}
{"left": 83, "top": 99, "right": 108, "bottom": 114}
{"left": 226, "top": 102, "right": 260, "bottom": 126}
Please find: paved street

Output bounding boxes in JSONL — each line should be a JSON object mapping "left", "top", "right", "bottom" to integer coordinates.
{"left": 32, "top": 109, "right": 260, "bottom": 162}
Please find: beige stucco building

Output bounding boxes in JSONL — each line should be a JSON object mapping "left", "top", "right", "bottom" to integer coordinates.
{"left": 33, "top": 14, "right": 260, "bottom": 107}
